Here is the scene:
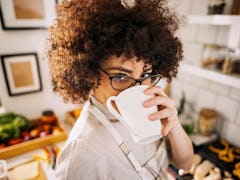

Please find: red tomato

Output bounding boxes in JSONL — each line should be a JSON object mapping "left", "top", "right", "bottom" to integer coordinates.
{"left": 21, "top": 131, "right": 31, "bottom": 141}
{"left": 42, "top": 124, "right": 52, "bottom": 132}
{"left": 0, "top": 143, "right": 7, "bottom": 148}
{"left": 7, "top": 138, "right": 23, "bottom": 146}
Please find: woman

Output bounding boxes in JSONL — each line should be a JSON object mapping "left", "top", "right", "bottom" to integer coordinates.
{"left": 48, "top": 0, "right": 194, "bottom": 179}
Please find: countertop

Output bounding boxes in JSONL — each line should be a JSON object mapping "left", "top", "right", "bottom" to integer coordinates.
{"left": 5, "top": 141, "right": 66, "bottom": 180}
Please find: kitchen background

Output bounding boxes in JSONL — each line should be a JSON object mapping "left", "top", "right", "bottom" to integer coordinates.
{"left": 0, "top": 0, "right": 239, "bottom": 148}
{"left": 0, "top": 0, "right": 77, "bottom": 121}
{"left": 171, "top": 0, "right": 240, "bottom": 147}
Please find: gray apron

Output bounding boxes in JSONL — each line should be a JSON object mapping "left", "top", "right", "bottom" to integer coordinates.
{"left": 89, "top": 104, "right": 170, "bottom": 180}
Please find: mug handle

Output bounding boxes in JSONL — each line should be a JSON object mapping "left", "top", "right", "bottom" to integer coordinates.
{"left": 106, "top": 96, "right": 138, "bottom": 136}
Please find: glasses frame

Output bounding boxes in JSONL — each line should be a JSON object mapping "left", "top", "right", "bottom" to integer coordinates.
{"left": 99, "top": 68, "right": 162, "bottom": 91}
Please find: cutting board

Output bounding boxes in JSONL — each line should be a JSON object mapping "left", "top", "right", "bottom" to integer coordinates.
{"left": 8, "top": 160, "right": 47, "bottom": 180}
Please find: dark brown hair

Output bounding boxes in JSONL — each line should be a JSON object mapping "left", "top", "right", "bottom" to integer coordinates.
{"left": 48, "top": 0, "right": 183, "bottom": 103}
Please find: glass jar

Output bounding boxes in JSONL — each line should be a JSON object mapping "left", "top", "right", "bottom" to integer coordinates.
{"left": 202, "top": 44, "right": 223, "bottom": 70}
{"left": 208, "top": 0, "right": 226, "bottom": 15}
{"left": 198, "top": 108, "right": 217, "bottom": 136}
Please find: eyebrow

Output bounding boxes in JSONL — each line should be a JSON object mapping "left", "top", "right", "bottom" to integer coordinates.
{"left": 105, "top": 66, "right": 152, "bottom": 73}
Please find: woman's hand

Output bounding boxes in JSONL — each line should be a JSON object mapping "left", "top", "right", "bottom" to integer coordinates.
{"left": 143, "top": 86, "right": 180, "bottom": 136}
{"left": 143, "top": 85, "right": 194, "bottom": 170}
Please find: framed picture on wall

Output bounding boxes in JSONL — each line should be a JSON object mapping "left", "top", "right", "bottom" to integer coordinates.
{"left": 1, "top": 53, "right": 42, "bottom": 96}
{"left": 0, "top": 0, "right": 56, "bottom": 30}
{"left": 56, "top": 0, "right": 63, "bottom": 4}
{"left": 231, "top": 0, "right": 240, "bottom": 15}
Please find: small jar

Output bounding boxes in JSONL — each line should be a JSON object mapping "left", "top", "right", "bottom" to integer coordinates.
{"left": 198, "top": 108, "right": 217, "bottom": 136}
{"left": 40, "top": 110, "right": 57, "bottom": 124}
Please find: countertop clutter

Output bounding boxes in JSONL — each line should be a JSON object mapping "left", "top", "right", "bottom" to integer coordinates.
{"left": 2, "top": 142, "right": 65, "bottom": 180}
{"left": 0, "top": 110, "right": 67, "bottom": 180}
{"left": 8, "top": 160, "right": 47, "bottom": 180}
{"left": 202, "top": 45, "right": 240, "bottom": 76}
{"left": 177, "top": 138, "right": 240, "bottom": 180}
{"left": 0, "top": 111, "right": 67, "bottom": 159}
{"left": 178, "top": 101, "right": 240, "bottom": 180}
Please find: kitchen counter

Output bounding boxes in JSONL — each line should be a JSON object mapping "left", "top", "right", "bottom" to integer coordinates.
{"left": 4, "top": 141, "right": 65, "bottom": 180}
{"left": 177, "top": 138, "right": 240, "bottom": 180}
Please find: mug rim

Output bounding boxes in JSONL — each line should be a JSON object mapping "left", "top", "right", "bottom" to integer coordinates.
{"left": 116, "top": 84, "right": 150, "bottom": 98}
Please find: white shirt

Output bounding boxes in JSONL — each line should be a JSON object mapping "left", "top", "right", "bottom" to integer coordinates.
{"left": 56, "top": 97, "right": 170, "bottom": 180}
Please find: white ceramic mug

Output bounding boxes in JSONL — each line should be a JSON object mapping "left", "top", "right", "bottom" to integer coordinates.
{"left": 106, "top": 85, "right": 162, "bottom": 144}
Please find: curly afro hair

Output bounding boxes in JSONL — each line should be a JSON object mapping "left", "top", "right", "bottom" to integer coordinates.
{"left": 48, "top": 0, "right": 183, "bottom": 104}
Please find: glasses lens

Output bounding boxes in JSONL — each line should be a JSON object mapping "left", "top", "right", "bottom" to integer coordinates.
{"left": 111, "top": 76, "right": 135, "bottom": 91}
{"left": 109, "top": 74, "right": 162, "bottom": 91}
{"left": 142, "top": 74, "right": 161, "bottom": 85}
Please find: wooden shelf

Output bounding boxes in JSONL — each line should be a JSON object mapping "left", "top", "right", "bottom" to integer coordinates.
{"left": 184, "top": 15, "right": 240, "bottom": 85}
{"left": 188, "top": 15, "right": 240, "bottom": 25}
{"left": 0, "top": 131, "right": 67, "bottom": 159}
{"left": 180, "top": 63, "right": 240, "bottom": 89}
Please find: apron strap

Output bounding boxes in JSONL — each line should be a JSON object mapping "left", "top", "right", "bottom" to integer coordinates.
{"left": 89, "top": 105, "right": 156, "bottom": 180}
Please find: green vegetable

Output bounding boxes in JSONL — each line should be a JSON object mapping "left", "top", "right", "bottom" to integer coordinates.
{"left": 0, "top": 112, "right": 32, "bottom": 142}
{"left": 0, "top": 124, "right": 13, "bottom": 140}
{"left": 182, "top": 123, "right": 194, "bottom": 134}
{"left": 12, "top": 115, "right": 32, "bottom": 130}
{"left": 0, "top": 113, "right": 16, "bottom": 125}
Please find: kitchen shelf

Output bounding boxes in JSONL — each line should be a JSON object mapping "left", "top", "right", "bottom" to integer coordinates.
{"left": 188, "top": 15, "right": 240, "bottom": 25}
{"left": 183, "top": 15, "right": 240, "bottom": 86}
{"left": 180, "top": 63, "right": 240, "bottom": 89}
{"left": 188, "top": 15, "right": 240, "bottom": 47}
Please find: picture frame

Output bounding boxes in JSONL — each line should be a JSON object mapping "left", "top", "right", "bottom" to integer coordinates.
{"left": 0, "top": 0, "right": 56, "bottom": 30}
{"left": 1, "top": 53, "right": 42, "bottom": 96}
{"left": 55, "top": 0, "right": 63, "bottom": 4}
{"left": 231, "top": 0, "right": 240, "bottom": 15}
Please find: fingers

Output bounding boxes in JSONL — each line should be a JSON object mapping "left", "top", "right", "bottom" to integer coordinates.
{"left": 144, "top": 86, "right": 167, "bottom": 97}
{"left": 143, "top": 86, "right": 177, "bottom": 121}
{"left": 148, "top": 107, "right": 178, "bottom": 121}
{"left": 143, "top": 86, "right": 175, "bottom": 108}
{"left": 143, "top": 96, "right": 176, "bottom": 109}
{"left": 143, "top": 86, "right": 180, "bottom": 136}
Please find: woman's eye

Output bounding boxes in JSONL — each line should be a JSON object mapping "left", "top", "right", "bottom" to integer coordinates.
{"left": 112, "top": 75, "right": 129, "bottom": 83}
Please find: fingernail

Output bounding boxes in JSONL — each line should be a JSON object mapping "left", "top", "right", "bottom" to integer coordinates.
{"left": 149, "top": 114, "right": 156, "bottom": 120}
{"left": 143, "top": 101, "right": 151, "bottom": 107}
{"left": 144, "top": 89, "right": 151, "bottom": 95}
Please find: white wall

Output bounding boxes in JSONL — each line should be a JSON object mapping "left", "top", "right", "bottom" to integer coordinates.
{"left": 0, "top": 9, "right": 77, "bottom": 120}
{"left": 170, "top": 0, "right": 240, "bottom": 146}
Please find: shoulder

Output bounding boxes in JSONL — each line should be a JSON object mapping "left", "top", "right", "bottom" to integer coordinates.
{"left": 56, "top": 109, "right": 116, "bottom": 179}
{"left": 56, "top": 138, "right": 108, "bottom": 179}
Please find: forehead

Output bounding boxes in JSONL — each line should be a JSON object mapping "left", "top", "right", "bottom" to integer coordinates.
{"left": 102, "top": 54, "right": 152, "bottom": 69}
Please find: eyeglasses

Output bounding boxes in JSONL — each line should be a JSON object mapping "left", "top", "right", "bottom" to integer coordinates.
{"left": 99, "top": 68, "right": 162, "bottom": 91}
